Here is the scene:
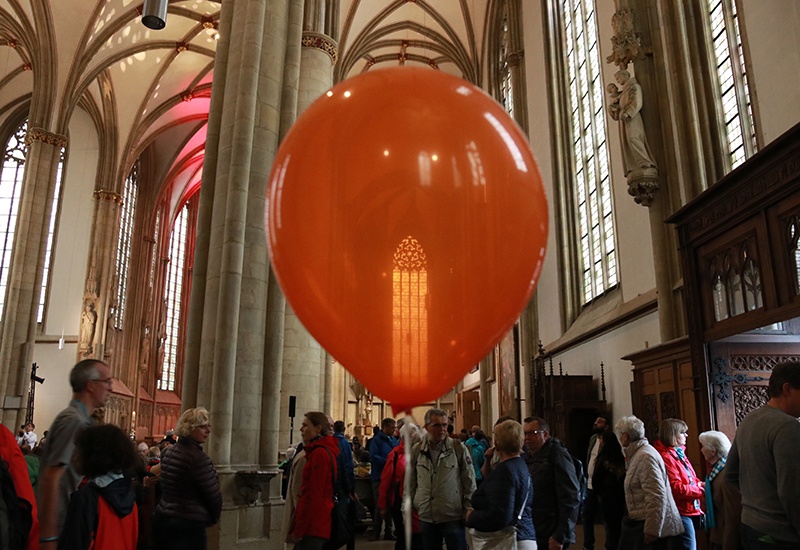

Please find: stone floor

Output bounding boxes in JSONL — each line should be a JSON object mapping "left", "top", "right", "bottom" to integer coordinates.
{"left": 351, "top": 523, "right": 605, "bottom": 549}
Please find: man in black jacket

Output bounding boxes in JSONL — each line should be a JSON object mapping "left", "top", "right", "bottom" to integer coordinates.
{"left": 523, "top": 417, "right": 581, "bottom": 550}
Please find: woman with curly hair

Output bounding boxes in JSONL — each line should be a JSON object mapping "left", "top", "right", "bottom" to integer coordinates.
{"left": 58, "top": 424, "right": 140, "bottom": 550}
{"left": 153, "top": 407, "right": 222, "bottom": 550}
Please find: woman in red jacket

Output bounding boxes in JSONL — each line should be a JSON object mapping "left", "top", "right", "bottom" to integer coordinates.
{"left": 654, "top": 418, "right": 705, "bottom": 550}
{"left": 378, "top": 421, "right": 423, "bottom": 550}
{"left": 289, "top": 411, "right": 340, "bottom": 550}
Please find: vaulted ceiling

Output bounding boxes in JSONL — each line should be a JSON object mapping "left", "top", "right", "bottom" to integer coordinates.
{"left": 0, "top": 0, "right": 495, "bottom": 215}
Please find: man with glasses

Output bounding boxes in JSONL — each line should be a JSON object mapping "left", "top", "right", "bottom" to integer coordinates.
{"left": 523, "top": 417, "right": 581, "bottom": 550}
{"left": 37, "top": 359, "right": 113, "bottom": 548}
{"left": 409, "top": 408, "right": 475, "bottom": 550}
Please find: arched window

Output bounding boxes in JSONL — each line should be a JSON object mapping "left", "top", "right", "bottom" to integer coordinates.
{"left": 37, "top": 146, "right": 66, "bottom": 324}
{"left": 707, "top": 0, "right": 756, "bottom": 169}
{"left": 499, "top": 15, "right": 513, "bottom": 116}
{"left": 562, "top": 0, "right": 618, "bottom": 303}
{"left": 114, "top": 160, "right": 139, "bottom": 329}
{"left": 158, "top": 203, "right": 189, "bottom": 392}
{"left": 392, "top": 236, "right": 428, "bottom": 389}
{"left": 0, "top": 121, "right": 28, "bottom": 318}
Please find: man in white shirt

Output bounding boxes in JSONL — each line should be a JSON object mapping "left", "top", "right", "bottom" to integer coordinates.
{"left": 582, "top": 416, "right": 608, "bottom": 550}
{"left": 22, "top": 422, "right": 37, "bottom": 449}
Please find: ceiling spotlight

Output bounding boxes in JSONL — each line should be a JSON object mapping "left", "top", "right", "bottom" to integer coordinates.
{"left": 142, "top": 0, "right": 168, "bottom": 30}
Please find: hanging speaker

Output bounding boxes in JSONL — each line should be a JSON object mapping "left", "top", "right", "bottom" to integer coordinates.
{"left": 288, "top": 395, "right": 296, "bottom": 418}
{"left": 142, "top": 0, "right": 168, "bottom": 30}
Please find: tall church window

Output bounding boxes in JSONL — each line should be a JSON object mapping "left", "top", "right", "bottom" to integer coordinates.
{"left": 563, "top": 0, "right": 618, "bottom": 303}
{"left": 708, "top": 0, "right": 756, "bottom": 169}
{"left": 0, "top": 121, "right": 28, "bottom": 318}
{"left": 392, "top": 236, "right": 428, "bottom": 391}
{"left": 158, "top": 204, "right": 189, "bottom": 391}
{"left": 499, "top": 16, "right": 513, "bottom": 116}
{"left": 37, "top": 147, "right": 65, "bottom": 324}
{"left": 114, "top": 161, "right": 139, "bottom": 329}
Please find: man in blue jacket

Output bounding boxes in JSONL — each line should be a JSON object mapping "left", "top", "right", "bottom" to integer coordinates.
{"left": 370, "top": 417, "right": 398, "bottom": 541}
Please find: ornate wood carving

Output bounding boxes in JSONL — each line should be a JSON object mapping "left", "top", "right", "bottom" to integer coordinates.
{"left": 660, "top": 391, "right": 676, "bottom": 421}
{"left": 644, "top": 394, "right": 658, "bottom": 441}
{"left": 729, "top": 354, "right": 800, "bottom": 371}
{"left": 733, "top": 385, "right": 768, "bottom": 425}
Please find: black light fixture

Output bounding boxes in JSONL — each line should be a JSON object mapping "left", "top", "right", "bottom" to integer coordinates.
{"left": 142, "top": 0, "right": 168, "bottom": 30}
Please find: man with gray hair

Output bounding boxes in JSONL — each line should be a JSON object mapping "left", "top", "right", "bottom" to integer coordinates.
{"left": 615, "top": 415, "right": 682, "bottom": 548}
{"left": 36, "top": 359, "right": 112, "bottom": 548}
{"left": 726, "top": 361, "right": 800, "bottom": 548}
{"left": 409, "top": 408, "right": 475, "bottom": 550}
{"left": 523, "top": 416, "right": 580, "bottom": 549}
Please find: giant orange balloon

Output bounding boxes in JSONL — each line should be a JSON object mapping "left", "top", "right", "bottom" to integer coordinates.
{"left": 267, "top": 67, "right": 547, "bottom": 413}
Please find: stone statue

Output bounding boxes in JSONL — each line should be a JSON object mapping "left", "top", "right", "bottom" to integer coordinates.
{"left": 140, "top": 328, "right": 152, "bottom": 371}
{"left": 608, "top": 69, "right": 657, "bottom": 178}
{"left": 79, "top": 301, "right": 98, "bottom": 356}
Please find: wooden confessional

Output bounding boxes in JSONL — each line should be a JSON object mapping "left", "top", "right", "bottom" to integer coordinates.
{"left": 628, "top": 122, "right": 800, "bottom": 459}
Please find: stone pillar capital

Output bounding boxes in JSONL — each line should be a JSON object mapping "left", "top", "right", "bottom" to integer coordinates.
{"left": 93, "top": 189, "right": 123, "bottom": 204}
{"left": 24, "top": 128, "right": 68, "bottom": 148}
{"left": 301, "top": 31, "right": 338, "bottom": 65}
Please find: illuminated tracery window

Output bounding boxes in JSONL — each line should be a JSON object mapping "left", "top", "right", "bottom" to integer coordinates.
{"left": 114, "top": 160, "right": 139, "bottom": 330}
{"left": 0, "top": 122, "right": 28, "bottom": 318}
{"left": 392, "top": 236, "right": 428, "bottom": 388}
{"left": 562, "top": 0, "right": 618, "bottom": 303}
{"left": 499, "top": 15, "right": 513, "bottom": 116}
{"left": 158, "top": 204, "right": 189, "bottom": 392}
{"left": 0, "top": 120, "right": 63, "bottom": 323}
{"left": 707, "top": 0, "right": 757, "bottom": 170}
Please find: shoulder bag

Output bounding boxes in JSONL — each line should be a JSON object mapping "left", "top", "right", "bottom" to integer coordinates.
{"left": 467, "top": 477, "right": 530, "bottom": 550}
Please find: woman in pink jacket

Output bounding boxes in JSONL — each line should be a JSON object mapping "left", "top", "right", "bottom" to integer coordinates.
{"left": 654, "top": 418, "right": 705, "bottom": 550}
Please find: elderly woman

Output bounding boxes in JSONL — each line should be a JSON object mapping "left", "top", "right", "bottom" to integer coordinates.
{"left": 615, "top": 416, "right": 683, "bottom": 549}
{"left": 285, "top": 411, "right": 340, "bottom": 549}
{"left": 654, "top": 419, "right": 704, "bottom": 550}
{"left": 466, "top": 420, "right": 536, "bottom": 549}
{"left": 698, "top": 430, "right": 741, "bottom": 550}
{"left": 153, "top": 407, "right": 222, "bottom": 550}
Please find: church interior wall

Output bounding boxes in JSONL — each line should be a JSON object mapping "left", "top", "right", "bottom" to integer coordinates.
{"left": 739, "top": 0, "right": 800, "bottom": 144}
{"left": 30, "top": 107, "right": 99, "bottom": 430}
{"left": 520, "top": 0, "right": 659, "bottom": 416}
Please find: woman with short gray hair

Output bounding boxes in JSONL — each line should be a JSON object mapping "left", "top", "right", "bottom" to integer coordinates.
{"left": 698, "top": 431, "right": 741, "bottom": 550}
{"left": 614, "top": 416, "right": 683, "bottom": 548}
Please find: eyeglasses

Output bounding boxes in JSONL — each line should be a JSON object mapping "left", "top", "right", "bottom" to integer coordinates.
{"left": 92, "top": 377, "right": 113, "bottom": 386}
{"left": 429, "top": 423, "right": 448, "bottom": 429}
{"left": 524, "top": 430, "right": 545, "bottom": 436}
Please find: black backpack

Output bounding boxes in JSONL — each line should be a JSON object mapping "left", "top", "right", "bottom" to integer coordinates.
{"left": 0, "top": 459, "right": 31, "bottom": 550}
{"left": 320, "top": 447, "right": 353, "bottom": 550}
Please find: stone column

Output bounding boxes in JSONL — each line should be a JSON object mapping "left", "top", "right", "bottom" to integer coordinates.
{"left": 0, "top": 129, "right": 66, "bottom": 428}
{"left": 181, "top": 0, "right": 301, "bottom": 547}
{"left": 84, "top": 190, "right": 124, "bottom": 364}
{"left": 278, "top": 0, "right": 338, "bottom": 451}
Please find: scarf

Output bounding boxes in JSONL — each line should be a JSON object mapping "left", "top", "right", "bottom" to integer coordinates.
{"left": 675, "top": 446, "right": 701, "bottom": 513}
{"left": 704, "top": 456, "right": 726, "bottom": 529}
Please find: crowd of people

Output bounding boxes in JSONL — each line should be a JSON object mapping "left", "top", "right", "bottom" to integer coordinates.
{"left": 2, "top": 359, "right": 799, "bottom": 550}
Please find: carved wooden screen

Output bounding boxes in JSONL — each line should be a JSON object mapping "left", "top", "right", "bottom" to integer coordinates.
{"left": 708, "top": 342, "right": 800, "bottom": 438}
{"left": 670, "top": 121, "right": 800, "bottom": 434}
